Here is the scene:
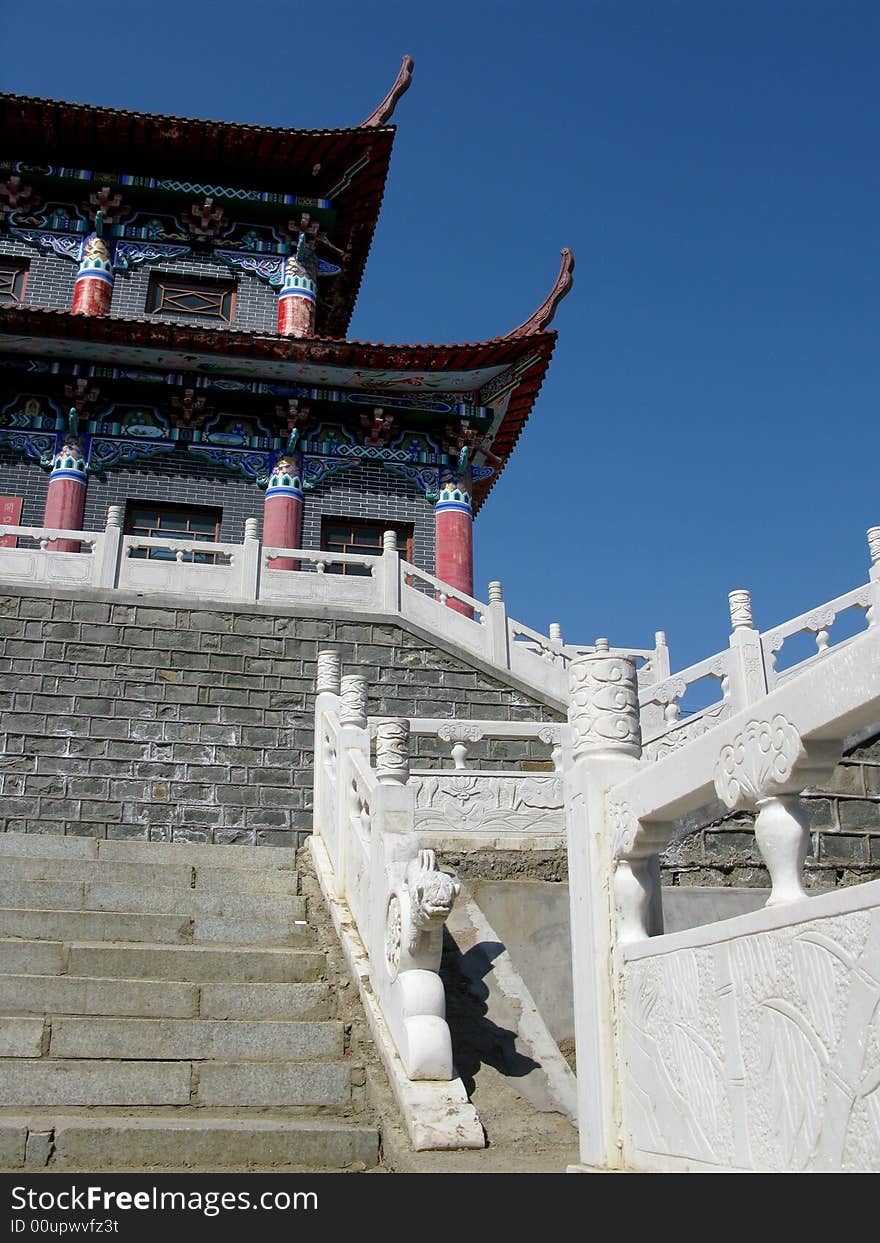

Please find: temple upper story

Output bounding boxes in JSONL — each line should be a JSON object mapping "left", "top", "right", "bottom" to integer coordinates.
{"left": 0, "top": 62, "right": 573, "bottom": 598}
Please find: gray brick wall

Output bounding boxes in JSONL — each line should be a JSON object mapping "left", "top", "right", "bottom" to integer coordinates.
{"left": 0, "top": 237, "right": 75, "bottom": 311}
{"left": 82, "top": 455, "right": 260, "bottom": 544}
{"left": 1, "top": 235, "right": 277, "bottom": 330}
{"left": 302, "top": 461, "right": 435, "bottom": 575}
{"left": 110, "top": 255, "right": 277, "bottom": 333}
{"left": 0, "top": 588, "right": 561, "bottom": 847}
{"left": 0, "top": 449, "right": 437, "bottom": 572}
{"left": 0, "top": 448, "right": 47, "bottom": 527}
{"left": 661, "top": 735, "right": 880, "bottom": 891}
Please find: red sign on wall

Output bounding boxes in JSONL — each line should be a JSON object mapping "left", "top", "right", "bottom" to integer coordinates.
{"left": 0, "top": 496, "right": 23, "bottom": 548}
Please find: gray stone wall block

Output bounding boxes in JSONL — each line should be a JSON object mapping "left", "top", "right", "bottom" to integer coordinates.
{"left": 0, "top": 590, "right": 570, "bottom": 846}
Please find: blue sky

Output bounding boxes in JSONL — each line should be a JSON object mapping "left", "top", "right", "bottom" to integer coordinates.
{"left": 2, "top": 0, "right": 878, "bottom": 670}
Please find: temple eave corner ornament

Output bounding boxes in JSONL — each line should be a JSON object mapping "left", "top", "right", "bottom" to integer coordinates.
{"left": 505, "top": 247, "right": 575, "bottom": 339}
{"left": 359, "top": 54, "right": 415, "bottom": 127}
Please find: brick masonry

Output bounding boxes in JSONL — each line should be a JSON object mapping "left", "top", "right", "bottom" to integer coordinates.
{"left": 661, "top": 735, "right": 880, "bottom": 891}
{"left": 0, "top": 449, "right": 438, "bottom": 573}
{"left": 1, "top": 237, "right": 275, "bottom": 332}
{"left": 0, "top": 587, "right": 561, "bottom": 848}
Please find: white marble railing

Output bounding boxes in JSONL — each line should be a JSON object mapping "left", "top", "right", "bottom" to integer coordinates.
{"left": 311, "top": 664, "right": 461, "bottom": 1082}
{"left": 563, "top": 614, "right": 880, "bottom": 1173}
{"left": 638, "top": 527, "right": 880, "bottom": 755}
{"left": 369, "top": 717, "right": 565, "bottom": 842}
{"left": 0, "top": 511, "right": 662, "bottom": 712}
{"left": 309, "top": 657, "right": 483, "bottom": 1150}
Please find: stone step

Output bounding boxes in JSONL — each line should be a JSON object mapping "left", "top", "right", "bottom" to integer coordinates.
{"left": 1, "top": 940, "right": 66, "bottom": 976}
{"left": 0, "top": 835, "right": 97, "bottom": 861}
{"left": 0, "top": 857, "right": 300, "bottom": 895}
{"left": 65, "top": 942, "right": 326, "bottom": 984}
{"left": 0, "top": 975, "right": 199, "bottom": 1019}
{"left": 46, "top": 1017, "right": 343, "bottom": 1061}
{"left": 0, "top": 908, "right": 194, "bottom": 945}
{"left": 0, "top": 1059, "right": 354, "bottom": 1108}
{"left": 99, "top": 839, "right": 299, "bottom": 870}
{"left": 0, "top": 833, "right": 298, "bottom": 871}
{"left": 197, "top": 982, "right": 333, "bottom": 1021}
{"left": 0, "top": 879, "right": 307, "bottom": 921}
{"left": 0, "top": 1115, "right": 379, "bottom": 1171}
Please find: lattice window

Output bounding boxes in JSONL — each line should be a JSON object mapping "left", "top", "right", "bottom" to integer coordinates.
{"left": 0, "top": 260, "right": 28, "bottom": 305}
{"left": 125, "top": 501, "right": 223, "bottom": 563}
{"left": 146, "top": 274, "right": 235, "bottom": 323}
{"left": 321, "top": 517, "right": 414, "bottom": 576}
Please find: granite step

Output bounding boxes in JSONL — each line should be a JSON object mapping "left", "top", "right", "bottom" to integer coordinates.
{"left": 64, "top": 942, "right": 326, "bottom": 984}
{"left": 0, "top": 907, "right": 311, "bottom": 947}
{"left": 0, "top": 857, "right": 300, "bottom": 896}
{"left": 0, "top": 879, "right": 307, "bottom": 921}
{"left": 0, "top": 908, "right": 195, "bottom": 946}
{"left": 0, "top": 1059, "right": 355, "bottom": 1108}
{"left": 0, "top": 1114, "right": 379, "bottom": 1171}
{"left": 0, "top": 833, "right": 298, "bottom": 871}
{"left": 46, "top": 1016, "right": 343, "bottom": 1061}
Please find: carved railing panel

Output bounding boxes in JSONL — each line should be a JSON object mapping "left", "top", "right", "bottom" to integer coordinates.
{"left": 621, "top": 883, "right": 880, "bottom": 1171}
{"left": 411, "top": 772, "right": 564, "bottom": 836}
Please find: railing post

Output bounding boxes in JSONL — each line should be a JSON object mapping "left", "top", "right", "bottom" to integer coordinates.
{"left": 565, "top": 637, "right": 644, "bottom": 1171}
{"left": 241, "top": 517, "right": 261, "bottom": 600}
{"left": 652, "top": 630, "right": 671, "bottom": 680}
{"left": 726, "top": 588, "right": 768, "bottom": 704}
{"left": 381, "top": 529, "right": 401, "bottom": 614}
{"left": 486, "top": 580, "right": 509, "bottom": 668}
{"left": 312, "top": 650, "right": 342, "bottom": 859}
{"left": 375, "top": 718, "right": 410, "bottom": 786}
{"left": 867, "top": 527, "right": 880, "bottom": 625}
{"left": 95, "top": 505, "right": 123, "bottom": 589}
{"left": 336, "top": 674, "right": 370, "bottom": 899}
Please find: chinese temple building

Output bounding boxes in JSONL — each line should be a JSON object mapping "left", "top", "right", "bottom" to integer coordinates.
{"left": 0, "top": 63, "right": 572, "bottom": 596}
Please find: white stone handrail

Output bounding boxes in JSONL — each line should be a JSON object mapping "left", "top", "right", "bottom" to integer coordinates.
{"left": 123, "top": 536, "right": 236, "bottom": 562}
{"left": 0, "top": 516, "right": 651, "bottom": 714}
{"left": 310, "top": 658, "right": 483, "bottom": 1149}
{"left": 399, "top": 560, "right": 489, "bottom": 619}
{"left": 508, "top": 616, "right": 565, "bottom": 666}
{"left": 312, "top": 668, "right": 460, "bottom": 1081}
{"left": 761, "top": 580, "right": 874, "bottom": 687}
{"left": 0, "top": 524, "right": 100, "bottom": 549}
{"left": 562, "top": 618, "right": 880, "bottom": 1173}
{"left": 636, "top": 528, "right": 880, "bottom": 753}
{"left": 262, "top": 545, "right": 378, "bottom": 575}
{"left": 370, "top": 716, "right": 565, "bottom": 771}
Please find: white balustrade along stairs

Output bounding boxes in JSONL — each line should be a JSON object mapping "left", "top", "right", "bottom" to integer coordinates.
{"left": 2, "top": 512, "right": 878, "bottom": 740}
{"left": 0, "top": 834, "right": 379, "bottom": 1171}
{"left": 4, "top": 514, "right": 880, "bottom": 1169}
{"left": 308, "top": 653, "right": 578, "bottom": 1160}
{"left": 562, "top": 536, "right": 880, "bottom": 1173}
{"left": 305, "top": 525, "right": 880, "bottom": 1171}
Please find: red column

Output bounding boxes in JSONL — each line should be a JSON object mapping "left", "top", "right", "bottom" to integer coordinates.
{"left": 276, "top": 240, "right": 317, "bottom": 339}
{"left": 71, "top": 232, "right": 114, "bottom": 316}
{"left": 262, "top": 452, "right": 304, "bottom": 570}
{"left": 434, "top": 469, "right": 474, "bottom": 617}
{"left": 44, "top": 429, "right": 88, "bottom": 552}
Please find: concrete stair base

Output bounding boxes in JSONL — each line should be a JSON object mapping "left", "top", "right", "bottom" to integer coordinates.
{"left": 0, "top": 831, "right": 378, "bottom": 1171}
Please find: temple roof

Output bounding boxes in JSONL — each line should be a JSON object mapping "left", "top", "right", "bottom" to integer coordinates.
{"left": 0, "top": 306, "right": 557, "bottom": 512}
{"left": 0, "top": 89, "right": 401, "bottom": 337}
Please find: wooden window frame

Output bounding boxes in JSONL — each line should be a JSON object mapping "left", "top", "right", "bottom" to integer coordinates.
{"left": 0, "top": 259, "right": 29, "bottom": 306}
{"left": 146, "top": 273, "right": 236, "bottom": 324}
{"left": 320, "top": 516, "right": 415, "bottom": 575}
{"left": 124, "top": 500, "right": 223, "bottom": 563}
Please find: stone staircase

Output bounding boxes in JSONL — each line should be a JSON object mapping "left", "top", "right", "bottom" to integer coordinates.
{"left": 0, "top": 832, "right": 379, "bottom": 1171}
